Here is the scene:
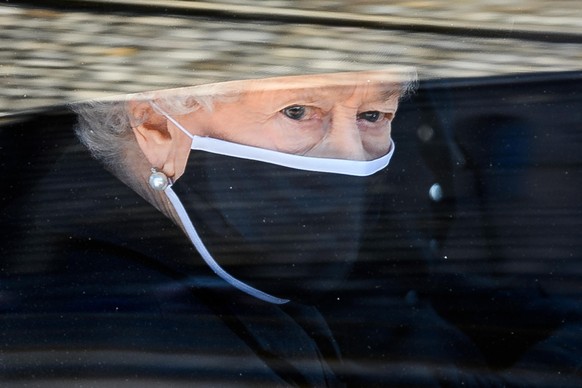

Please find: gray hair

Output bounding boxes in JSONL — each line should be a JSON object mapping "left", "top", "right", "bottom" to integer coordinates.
{"left": 72, "top": 70, "right": 416, "bottom": 186}
{"left": 73, "top": 99, "right": 134, "bottom": 177}
{"left": 71, "top": 92, "right": 219, "bottom": 188}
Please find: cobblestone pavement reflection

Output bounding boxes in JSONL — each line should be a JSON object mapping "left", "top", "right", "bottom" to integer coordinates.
{"left": 1, "top": 1, "right": 582, "bottom": 113}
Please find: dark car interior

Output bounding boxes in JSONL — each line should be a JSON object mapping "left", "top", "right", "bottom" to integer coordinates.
{"left": 2, "top": 1, "right": 582, "bottom": 386}
{"left": 1, "top": 71, "right": 581, "bottom": 386}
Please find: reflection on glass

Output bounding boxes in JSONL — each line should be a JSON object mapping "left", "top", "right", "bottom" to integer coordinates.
{"left": 73, "top": 68, "right": 416, "bottom": 303}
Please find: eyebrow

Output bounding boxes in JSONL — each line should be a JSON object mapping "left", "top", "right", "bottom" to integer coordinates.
{"left": 289, "top": 82, "right": 400, "bottom": 101}
{"left": 379, "top": 84, "right": 402, "bottom": 101}
{"left": 263, "top": 87, "right": 335, "bottom": 108}
{"left": 251, "top": 80, "right": 402, "bottom": 111}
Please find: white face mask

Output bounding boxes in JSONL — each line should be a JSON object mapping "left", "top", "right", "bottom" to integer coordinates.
{"left": 152, "top": 102, "right": 395, "bottom": 304}
{"left": 155, "top": 101, "right": 395, "bottom": 176}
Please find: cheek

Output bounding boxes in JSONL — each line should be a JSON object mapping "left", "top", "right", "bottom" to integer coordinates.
{"left": 207, "top": 108, "right": 267, "bottom": 145}
{"left": 173, "top": 134, "right": 195, "bottom": 179}
{"left": 215, "top": 113, "right": 286, "bottom": 152}
{"left": 269, "top": 116, "right": 328, "bottom": 155}
{"left": 361, "top": 122, "right": 392, "bottom": 159}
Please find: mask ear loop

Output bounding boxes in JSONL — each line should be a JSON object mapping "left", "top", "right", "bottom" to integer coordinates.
{"left": 150, "top": 101, "right": 195, "bottom": 140}
{"left": 165, "top": 187, "right": 289, "bottom": 304}
{"left": 150, "top": 101, "right": 290, "bottom": 304}
{"left": 152, "top": 101, "right": 394, "bottom": 177}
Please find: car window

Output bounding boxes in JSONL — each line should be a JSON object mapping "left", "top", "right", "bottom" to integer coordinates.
{"left": 1, "top": 1, "right": 582, "bottom": 386}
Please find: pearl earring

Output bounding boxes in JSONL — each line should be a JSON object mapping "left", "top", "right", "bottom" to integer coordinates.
{"left": 149, "top": 168, "right": 170, "bottom": 191}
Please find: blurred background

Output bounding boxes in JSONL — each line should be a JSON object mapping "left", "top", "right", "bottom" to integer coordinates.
{"left": 1, "top": 0, "right": 582, "bottom": 114}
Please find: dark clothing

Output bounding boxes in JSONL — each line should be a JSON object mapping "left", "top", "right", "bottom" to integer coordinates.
{"left": 1, "top": 108, "right": 581, "bottom": 386}
{"left": 0, "top": 110, "right": 341, "bottom": 386}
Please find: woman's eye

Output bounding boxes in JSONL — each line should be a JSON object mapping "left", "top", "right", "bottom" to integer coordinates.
{"left": 357, "top": 111, "right": 383, "bottom": 123}
{"left": 281, "top": 105, "right": 306, "bottom": 120}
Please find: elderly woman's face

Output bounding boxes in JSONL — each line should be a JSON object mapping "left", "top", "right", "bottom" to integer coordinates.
{"left": 172, "top": 71, "right": 402, "bottom": 161}
{"left": 130, "top": 70, "right": 409, "bottom": 181}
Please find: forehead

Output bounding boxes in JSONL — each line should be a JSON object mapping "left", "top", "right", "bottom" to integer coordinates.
{"left": 245, "top": 76, "right": 401, "bottom": 105}
{"left": 241, "top": 70, "right": 408, "bottom": 106}
{"left": 129, "top": 68, "right": 414, "bottom": 105}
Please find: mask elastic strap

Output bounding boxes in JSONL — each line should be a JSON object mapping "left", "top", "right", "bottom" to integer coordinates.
{"left": 151, "top": 101, "right": 288, "bottom": 303}
{"left": 151, "top": 101, "right": 394, "bottom": 177}
{"left": 165, "top": 185, "right": 290, "bottom": 305}
{"left": 190, "top": 135, "right": 395, "bottom": 177}
{"left": 150, "top": 101, "right": 195, "bottom": 140}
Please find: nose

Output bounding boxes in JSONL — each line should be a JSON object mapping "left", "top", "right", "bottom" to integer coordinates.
{"left": 319, "top": 107, "right": 367, "bottom": 160}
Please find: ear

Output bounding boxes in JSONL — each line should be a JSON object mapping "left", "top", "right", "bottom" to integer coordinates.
{"left": 127, "top": 99, "right": 174, "bottom": 173}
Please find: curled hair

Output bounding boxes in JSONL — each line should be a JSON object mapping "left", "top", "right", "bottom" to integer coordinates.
{"left": 73, "top": 99, "right": 133, "bottom": 176}
{"left": 71, "top": 92, "right": 210, "bottom": 186}
{"left": 397, "top": 67, "right": 419, "bottom": 101}
{"left": 72, "top": 83, "right": 241, "bottom": 181}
